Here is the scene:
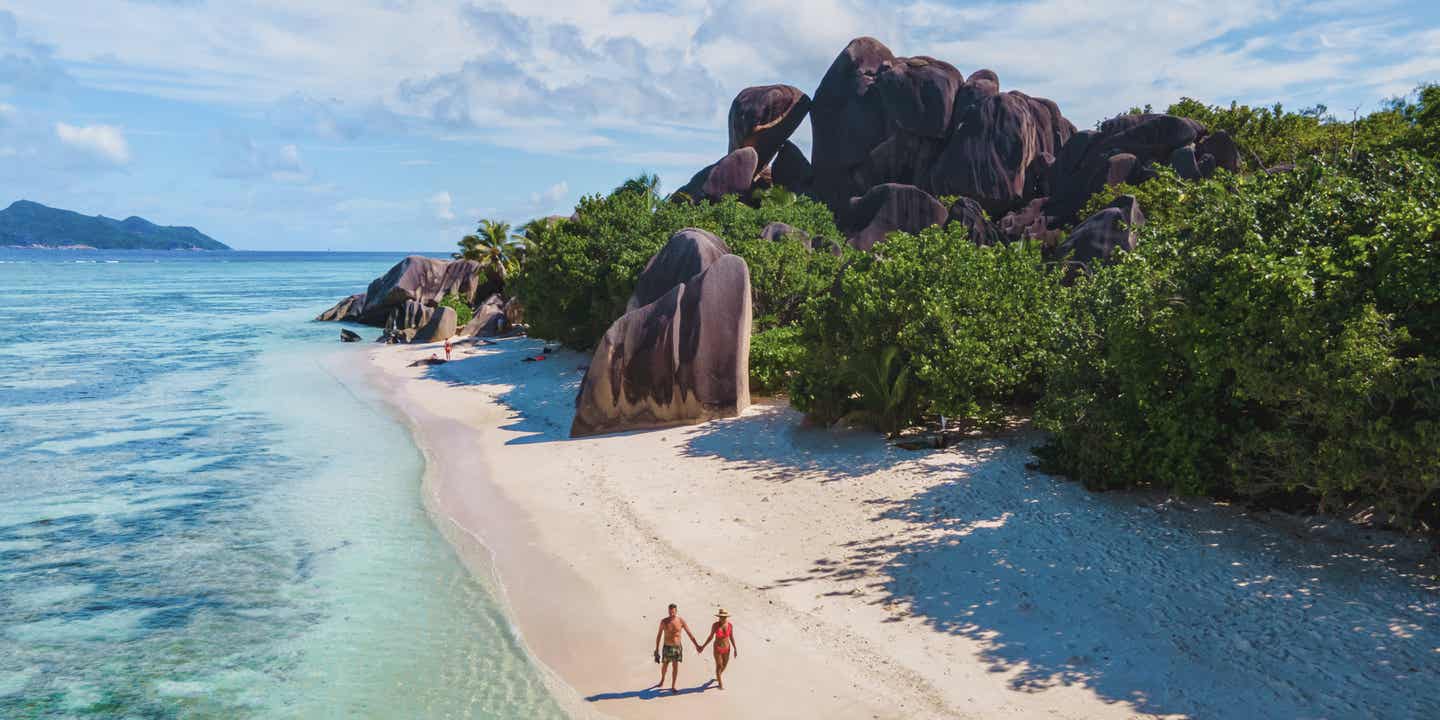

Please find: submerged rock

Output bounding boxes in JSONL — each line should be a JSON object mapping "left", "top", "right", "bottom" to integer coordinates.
{"left": 317, "top": 293, "right": 365, "bottom": 322}
{"left": 340, "top": 329, "right": 362, "bottom": 343}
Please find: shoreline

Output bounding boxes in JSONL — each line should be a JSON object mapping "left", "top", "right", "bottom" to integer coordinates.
{"left": 362, "top": 334, "right": 1440, "bottom": 720}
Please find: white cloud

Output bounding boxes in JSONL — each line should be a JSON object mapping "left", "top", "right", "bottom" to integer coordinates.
{"left": 54, "top": 121, "right": 130, "bottom": 164}
{"left": 216, "top": 135, "right": 309, "bottom": 183}
{"left": 427, "top": 190, "right": 455, "bottom": 221}
{"left": 529, "top": 180, "right": 567, "bottom": 211}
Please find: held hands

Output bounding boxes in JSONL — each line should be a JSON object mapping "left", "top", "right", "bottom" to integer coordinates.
{"left": 694, "top": 640, "right": 705, "bottom": 652}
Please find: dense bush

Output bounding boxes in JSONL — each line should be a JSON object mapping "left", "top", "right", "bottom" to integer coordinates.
{"left": 1036, "top": 152, "right": 1440, "bottom": 527}
{"left": 1162, "top": 83, "right": 1440, "bottom": 171}
{"left": 513, "top": 182, "right": 842, "bottom": 350}
{"left": 789, "top": 223, "right": 1069, "bottom": 434}
{"left": 438, "top": 292, "right": 473, "bottom": 327}
{"left": 749, "top": 325, "right": 804, "bottom": 396}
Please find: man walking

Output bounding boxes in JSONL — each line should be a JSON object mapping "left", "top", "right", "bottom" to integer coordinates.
{"left": 653, "top": 603, "right": 700, "bottom": 692}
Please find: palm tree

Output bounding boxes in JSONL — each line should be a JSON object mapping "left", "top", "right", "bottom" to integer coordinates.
{"left": 613, "top": 172, "right": 660, "bottom": 197}
{"left": 458, "top": 219, "right": 522, "bottom": 279}
{"left": 754, "top": 185, "right": 799, "bottom": 208}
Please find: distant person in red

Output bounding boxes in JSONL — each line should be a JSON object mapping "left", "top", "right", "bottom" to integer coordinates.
{"left": 698, "top": 609, "right": 738, "bottom": 689}
{"left": 444, "top": 337, "right": 452, "bottom": 360}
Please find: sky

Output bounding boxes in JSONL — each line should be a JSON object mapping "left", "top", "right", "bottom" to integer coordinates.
{"left": 2, "top": 1, "right": 1439, "bottom": 251}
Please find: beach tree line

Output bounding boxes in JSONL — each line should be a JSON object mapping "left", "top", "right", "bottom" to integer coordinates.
{"left": 493, "top": 87, "right": 1440, "bottom": 531}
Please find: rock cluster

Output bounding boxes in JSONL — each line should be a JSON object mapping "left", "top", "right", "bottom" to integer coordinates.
{"left": 316, "top": 255, "right": 511, "bottom": 344}
{"left": 572, "top": 228, "right": 752, "bottom": 437}
{"left": 675, "top": 36, "right": 1243, "bottom": 269}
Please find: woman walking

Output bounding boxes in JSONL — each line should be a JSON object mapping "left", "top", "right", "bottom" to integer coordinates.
{"left": 698, "top": 609, "right": 738, "bottom": 689}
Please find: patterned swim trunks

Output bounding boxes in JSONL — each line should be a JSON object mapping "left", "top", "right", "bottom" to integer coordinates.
{"left": 662, "top": 644, "right": 683, "bottom": 663}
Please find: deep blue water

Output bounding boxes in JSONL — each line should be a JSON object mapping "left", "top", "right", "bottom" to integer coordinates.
{"left": 0, "top": 250, "right": 565, "bottom": 718}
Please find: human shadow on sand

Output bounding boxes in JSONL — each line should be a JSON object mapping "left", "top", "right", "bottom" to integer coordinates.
{"left": 421, "top": 336, "right": 584, "bottom": 445}
{"left": 585, "top": 681, "right": 713, "bottom": 702}
{"left": 759, "top": 433, "right": 1440, "bottom": 719}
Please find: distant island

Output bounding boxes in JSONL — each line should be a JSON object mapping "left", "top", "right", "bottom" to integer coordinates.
{"left": 0, "top": 200, "right": 230, "bottom": 250}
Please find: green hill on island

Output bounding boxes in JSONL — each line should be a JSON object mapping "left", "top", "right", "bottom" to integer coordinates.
{"left": 0, "top": 200, "right": 229, "bottom": 250}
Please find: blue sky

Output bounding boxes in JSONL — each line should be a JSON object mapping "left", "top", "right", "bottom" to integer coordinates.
{"left": 2, "top": 1, "right": 1439, "bottom": 251}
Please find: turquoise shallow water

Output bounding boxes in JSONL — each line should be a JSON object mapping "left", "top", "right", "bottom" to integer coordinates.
{"left": 0, "top": 250, "right": 566, "bottom": 719}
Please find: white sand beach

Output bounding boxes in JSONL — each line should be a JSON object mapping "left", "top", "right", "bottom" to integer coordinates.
{"left": 364, "top": 335, "right": 1440, "bottom": 720}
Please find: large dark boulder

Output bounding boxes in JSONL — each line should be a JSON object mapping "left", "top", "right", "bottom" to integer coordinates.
{"left": 811, "top": 37, "right": 896, "bottom": 170}
{"left": 675, "top": 147, "right": 759, "bottom": 204}
{"left": 1095, "top": 114, "right": 1205, "bottom": 161}
{"left": 771, "top": 140, "right": 813, "bottom": 192}
{"left": 412, "top": 306, "right": 458, "bottom": 344}
{"left": 356, "top": 256, "right": 483, "bottom": 325}
{"left": 857, "top": 131, "right": 945, "bottom": 191}
{"left": 1197, "top": 130, "right": 1240, "bottom": 173}
{"left": 463, "top": 293, "right": 507, "bottom": 337}
{"left": 728, "top": 85, "right": 811, "bottom": 170}
{"left": 810, "top": 37, "right": 896, "bottom": 212}
{"left": 928, "top": 92, "right": 1041, "bottom": 217}
{"left": 629, "top": 227, "right": 731, "bottom": 311}
{"left": 1054, "top": 195, "right": 1145, "bottom": 274}
{"left": 760, "top": 221, "right": 809, "bottom": 244}
{"left": 876, "top": 56, "right": 963, "bottom": 139}
{"left": 1045, "top": 114, "right": 1210, "bottom": 223}
{"left": 1019, "top": 93, "right": 1075, "bottom": 158}
{"left": 999, "top": 198, "right": 1059, "bottom": 245}
{"left": 946, "top": 196, "right": 1000, "bottom": 246}
{"left": 572, "top": 255, "right": 752, "bottom": 437}
{"left": 953, "top": 69, "right": 1000, "bottom": 122}
{"left": 846, "top": 183, "right": 949, "bottom": 251}
{"left": 317, "top": 293, "right": 365, "bottom": 322}
{"left": 391, "top": 299, "right": 432, "bottom": 330}
{"left": 340, "top": 329, "right": 362, "bottom": 343}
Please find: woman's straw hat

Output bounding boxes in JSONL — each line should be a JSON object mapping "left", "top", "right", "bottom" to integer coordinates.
{"left": 715, "top": 608, "right": 730, "bottom": 618}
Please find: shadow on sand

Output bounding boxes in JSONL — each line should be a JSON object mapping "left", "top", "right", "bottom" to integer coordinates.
{"left": 675, "top": 402, "right": 901, "bottom": 483}
{"left": 585, "top": 680, "right": 714, "bottom": 702}
{"left": 421, "top": 336, "right": 584, "bottom": 445}
{"left": 418, "top": 335, "right": 1440, "bottom": 718}
{"left": 759, "top": 434, "right": 1440, "bottom": 719}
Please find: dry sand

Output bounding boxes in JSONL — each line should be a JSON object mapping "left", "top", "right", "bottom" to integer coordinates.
{"left": 363, "top": 335, "right": 1440, "bottom": 720}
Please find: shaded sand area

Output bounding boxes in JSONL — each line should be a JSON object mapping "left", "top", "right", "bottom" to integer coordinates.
{"left": 365, "top": 335, "right": 1440, "bottom": 720}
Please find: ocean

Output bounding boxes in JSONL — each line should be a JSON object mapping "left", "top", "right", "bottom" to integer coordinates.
{"left": 0, "top": 250, "right": 566, "bottom": 719}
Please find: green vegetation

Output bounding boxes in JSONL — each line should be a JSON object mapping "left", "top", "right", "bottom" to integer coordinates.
{"left": 439, "top": 292, "right": 473, "bottom": 327}
{"left": 0, "top": 200, "right": 228, "bottom": 250}
{"left": 456, "top": 219, "right": 523, "bottom": 279}
{"left": 510, "top": 83, "right": 1440, "bottom": 529}
{"left": 749, "top": 325, "right": 804, "bottom": 395}
{"left": 1037, "top": 151, "right": 1440, "bottom": 527}
{"left": 787, "top": 224, "right": 1068, "bottom": 434}
{"left": 512, "top": 180, "right": 842, "bottom": 350}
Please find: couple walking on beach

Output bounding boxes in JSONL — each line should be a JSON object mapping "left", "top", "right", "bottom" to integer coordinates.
{"left": 654, "top": 603, "right": 738, "bottom": 692}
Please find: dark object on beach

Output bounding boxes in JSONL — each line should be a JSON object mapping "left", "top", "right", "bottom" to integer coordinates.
{"left": 571, "top": 254, "right": 752, "bottom": 438}
{"left": 542, "top": 346, "right": 554, "bottom": 354}
{"left": 408, "top": 355, "right": 447, "bottom": 367}
{"left": 339, "top": 329, "right": 361, "bottom": 343}
{"left": 629, "top": 228, "right": 731, "bottom": 311}
{"left": 411, "top": 306, "right": 457, "bottom": 344}
{"left": 522, "top": 354, "right": 548, "bottom": 362}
